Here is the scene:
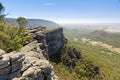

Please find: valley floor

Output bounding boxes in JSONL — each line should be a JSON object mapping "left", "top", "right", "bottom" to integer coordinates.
{"left": 62, "top": 27, "right": 120, "bottom": 80}
{"left": 73, "top": 40, "right": 120, "bottom": 80}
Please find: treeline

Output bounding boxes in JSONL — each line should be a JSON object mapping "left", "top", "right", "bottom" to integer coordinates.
{"left": 0, "top": 3, "right": 31, "bottom": 52}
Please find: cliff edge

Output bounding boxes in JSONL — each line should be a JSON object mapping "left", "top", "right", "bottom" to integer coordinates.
{"left": 0, "top": 27, "right": 66, "bottom": 80}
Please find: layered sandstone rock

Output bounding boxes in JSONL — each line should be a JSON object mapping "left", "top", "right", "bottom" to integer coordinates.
{"left": 0, "top": 52, "right": 24, "bottom": 80}
{"left": 12, "top": 41, "right": 59, "bottom": 80}
{"left": 0, "top": 27, "right": 66, "bottom": 80}
{"left": 45, "top": 28, "right": 67, "bottom": 56}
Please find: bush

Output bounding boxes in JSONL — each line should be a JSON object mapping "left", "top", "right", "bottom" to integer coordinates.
{"left": 0, "top": 23, "right": 31, "bottom": 52}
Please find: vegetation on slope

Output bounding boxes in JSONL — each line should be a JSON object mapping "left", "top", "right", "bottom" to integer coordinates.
{"left": 64, "top": 26, "right": 120, "bottom": 47}
{"left": 63, "top": 27, "right": 120, "bottom": 80}
{"left": 50, "top": 42, "right": 103, "bottom": 80}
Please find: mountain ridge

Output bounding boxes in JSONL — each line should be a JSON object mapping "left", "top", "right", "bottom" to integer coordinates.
{"left": 6, "top": 18, "right": 61, "bottom": 29}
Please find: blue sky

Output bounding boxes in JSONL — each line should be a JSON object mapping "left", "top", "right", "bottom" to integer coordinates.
{"left": 0, "top": 0, "right": 120, "bottom": 23}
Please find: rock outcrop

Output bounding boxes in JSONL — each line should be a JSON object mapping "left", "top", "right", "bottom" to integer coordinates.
{"left": 13, "top": 41, "right": 59, "bottom": 80}
{"left": 0, "top": 27, "right": 66, "bottom": 80}
{"left": 46, "top": 28, "right": 67, "bottom": 56}
{"left": 0, "top": 52, "right": 24, "bottom": 80}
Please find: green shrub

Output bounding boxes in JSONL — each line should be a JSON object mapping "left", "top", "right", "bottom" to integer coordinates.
{"left": 0, "top": 23, "right": 31, "bottom": 52}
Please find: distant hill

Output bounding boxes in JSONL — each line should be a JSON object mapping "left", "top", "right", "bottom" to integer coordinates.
{"left": 86, "top": 30, "right": 120, "bottom": 47}
{"left": 6, "top": 18, "right": 61, "bottom": 30}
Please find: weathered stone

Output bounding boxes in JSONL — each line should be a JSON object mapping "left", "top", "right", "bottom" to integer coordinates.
{"left": 0, "top": 66, "right": 10, "bottom": 75}
{"left": 22, "top": 67, "right": 35, "bottom": 77}
{"left": 45, "top": 28, "right": 67, "bottom": 56}
{"left": 0, "top": 57, "right": 10, "bottom": 69}
{"left": 0, "top": 52, "right": 24, "bottom": 79}
{"left": 11, "top": 60, "right": 23, "bottom": 72}
{"left": 8, "top": 70, "right": 21, "bottom": 79}
{"left": 0, "top": 27, "right": 66, "bottom": 80}
{"left": 10, "top": 53, "right": 24, "bottom": 62}
{"left": 0, "top": 49, "right": 5, "bottom": 56}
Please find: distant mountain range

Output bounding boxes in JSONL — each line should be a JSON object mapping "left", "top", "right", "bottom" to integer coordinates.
{"left": 6, "top": 18, "right": 61, "bottom": 29}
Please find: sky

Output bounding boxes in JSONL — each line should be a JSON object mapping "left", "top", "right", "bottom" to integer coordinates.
{"left": 0, "top": 0, "right": 120, "bottom": 24}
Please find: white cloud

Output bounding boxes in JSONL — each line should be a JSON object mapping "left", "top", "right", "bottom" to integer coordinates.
{"left": 43, "top": 3, "right": 55, "bottom": 6}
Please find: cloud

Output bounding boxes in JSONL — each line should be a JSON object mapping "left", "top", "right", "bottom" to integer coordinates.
{"left": 43, "top": 3, "right": 55, "bottom": 6}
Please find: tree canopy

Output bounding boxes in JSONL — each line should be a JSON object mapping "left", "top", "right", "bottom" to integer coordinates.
{"left": 0, "top": 2, "right": 4, "bottom": 14}
{"left": 16, "top": 17, "right": 27, "bottom": 27}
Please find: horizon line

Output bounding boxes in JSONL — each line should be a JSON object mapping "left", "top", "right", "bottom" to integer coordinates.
{"left": 6, "top": 17, "right": 120, "bottom": 24}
